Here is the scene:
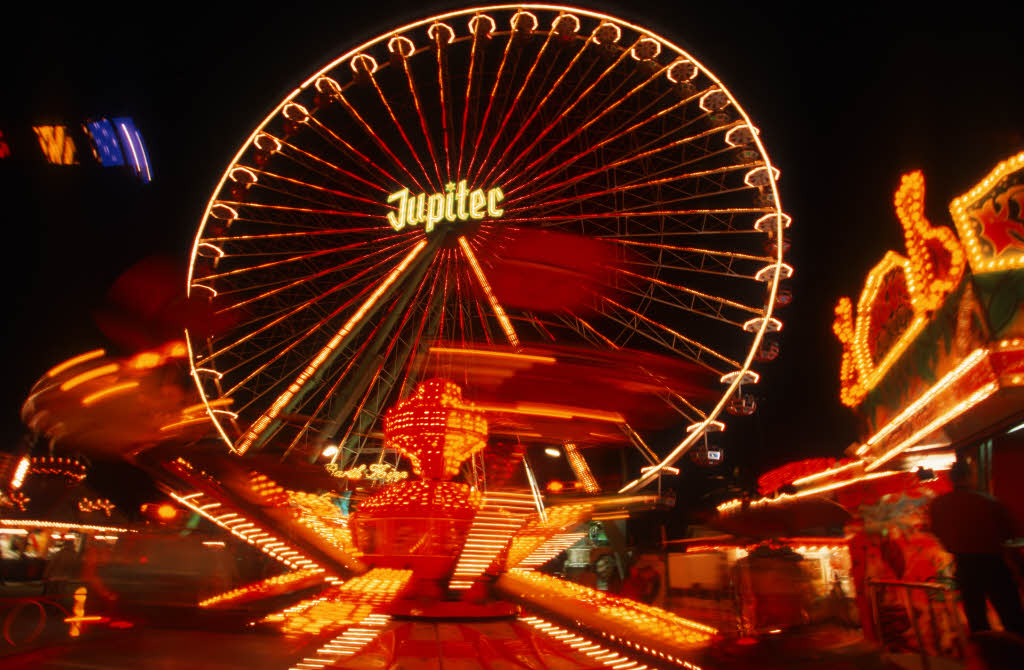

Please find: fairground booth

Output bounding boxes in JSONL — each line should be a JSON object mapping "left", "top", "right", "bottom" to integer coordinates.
{"left": 714, "top": 150, "right": 1024, "bottom": 656}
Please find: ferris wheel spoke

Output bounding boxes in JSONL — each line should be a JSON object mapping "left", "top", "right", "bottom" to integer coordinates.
{"left": 617, "top": 241, "right": 771, "bottom": 276}
{"left": 458, "top": 236, "right": 520, "bottom": 349}
{"left": 478, "top": 33, "right": 604, "bottom": 188}
{"left": 601, "top": 238, "right": 772, "bottom": 263}
{"left": 196, "top": 231, "right": 418, "bottom": 283}
{"left": 620, "top": 256, "right": 762, "bottom": 281}
{"left": 498, "top": 55, "right": 671, "bottom": 191}
{"left": 399, "top": 57, "right": 445, "bottom": 188}
{"left": 597, "top": 293, "right": 739, "bottom": 371}
{"left": 233, "top": 238, "right": 430, "bottom": 454}
{"left": 431, "top": 28, "right": 455, "bottom": 182}
{"left": 508, "top": 162, "right": 762, "bottom": 216}
{"left": 501, "top": 207, "right": 770, "bottom": 226}
{"left": 202, "top": 226, "right": 388, "bottom": 242}
{"left": 506, "top": 122, "right": 740, "bottom": 204}
{"left": 508, "top": 136, "right": 742, "bottom": 207}
{"left": 366, "top": 71, "right": 440, "bottom": 192}
{"left": 212, "top": 199, "right": 384, "bottom": 220}
{"left": 247, "top": 168, "right": 386, "bottom": 209}
{"left": 464, "top": 25, "right": 518, "bottom": 179}
{"left": 398, "top": 254, "right": 447, "bottom": 397}
{"left": 611, "top": 282, "right": 747, "bottom": 329}
{"left": 555, "top": 311, "right": 620, "bottom": 350}
{"left": 502, "top": 85, "right": 687, "bottom": 197}
{"left": 328, "top": 90, "right": 429, "bottom": 194}
{"left": 471, "top": 25, "right": 559, "bottom": 187}
{"left": 266, "top": 131, "right": 395, "bottom": 194}
{"left": 614, "top": 266, "right": 763, "bottom": 317}
{"left": 455, "top": 23, "right": 485, "bottom": 181}
{"left": 282, "top": 251, "right": 442, "bottom": 458}
{"left": 196, "top": 241, "right": 424, "bottom": 365}
{"left": 501, "top": 85, "right": 712, "bottom": 198}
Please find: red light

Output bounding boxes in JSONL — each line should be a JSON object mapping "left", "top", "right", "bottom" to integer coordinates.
{"left": 156, "top": 504, "right": 177, "bottom": 520}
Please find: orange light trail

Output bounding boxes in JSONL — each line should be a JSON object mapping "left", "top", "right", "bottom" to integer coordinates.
{"left": 428, "top": 346, "right": 556, "bottom": 363}
{"left": 458, "top": 236, "right": 519, "bottom": 349}
{"left": 46, "top": 349, "right": 105, "bottom": 378}
{"left": 235, "top": 239, "right": 428, "bottom": 454}
{"left": 81, "top": 381, "right": 139, "bottom": 406}
{"left": 474, "top": 402, "right": 624, "bottom": 423}
{"left": 865, "top": 382, "right": 998, "bottom": 472}
{"left": 60, "top": 364, "right": 120, "bottom": 392}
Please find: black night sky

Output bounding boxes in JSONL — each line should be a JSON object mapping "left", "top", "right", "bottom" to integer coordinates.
{"left": 1, "top": 1, "right": 1021, "bottom": 511}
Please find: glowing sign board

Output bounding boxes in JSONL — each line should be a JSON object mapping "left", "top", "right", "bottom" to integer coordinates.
{"left": 84, "top": 119, "right": 125, "bottom": 167}
{"left": 387, "top": 180, "right": 503, "bottom": 233}
{"left": 33, "top": 125, "right": 77, "bottom": 165}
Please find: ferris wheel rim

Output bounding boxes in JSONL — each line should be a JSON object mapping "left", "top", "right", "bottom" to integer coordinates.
{"left": 184, "top": 3, "right": 789, "bottom": 484}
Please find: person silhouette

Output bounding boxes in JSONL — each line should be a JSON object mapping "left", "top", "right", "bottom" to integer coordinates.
{"left": 928, "top": 459, "right": 1024, "bottom": 635}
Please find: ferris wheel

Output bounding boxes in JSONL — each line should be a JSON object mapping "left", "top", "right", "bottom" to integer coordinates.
{"left": 185, "top": 4, "right": 789, "bottom": 491}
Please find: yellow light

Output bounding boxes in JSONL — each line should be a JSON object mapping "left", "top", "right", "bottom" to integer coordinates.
{"left": 950, "top": 151, "right": 1024, "bottom": 274}
{"left": 81, "top": 381, "right": 139, "bottom": 406}
{"left": 46, "top": 349, "right": 106, "bottom": 378}
{"left": 33, "top": 125, "right": 77, "bottom": 165}
{"left": 60, "top": 363, "right": 120, "bottom": 391}
{"left": 459, "top": 236, "right": 519, "bottom": 349}
{"left": 834, "top": 170, "right": 966, "bottom": 406}
{"left": 10, "top": 457, "right": 29, "bottom": 489}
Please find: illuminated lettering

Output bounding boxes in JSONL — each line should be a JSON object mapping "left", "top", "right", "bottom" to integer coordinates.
{"left": 387, "top": 181, "right": 504, "bottom": 232}
{"left": 324, "top": 462, "right": 408, "bottom": 483}
{"left": 33, "top": 125, "right": 77, "bottom": 165}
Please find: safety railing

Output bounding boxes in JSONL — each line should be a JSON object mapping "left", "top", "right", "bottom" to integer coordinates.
{"left": 866, "top": 578, "right": 968, "bottom": 669}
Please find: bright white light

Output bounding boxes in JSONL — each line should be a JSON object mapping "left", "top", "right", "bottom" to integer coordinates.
{"left": 321, "top": 445, "right": 340, "bottom": 459}
{"left": 1008, "top": 421, "right": 1024, "bottom": 435}
{"left": 544, "top": 448, "right": 560, "bottom": 458}
{"left": 903, "top": 452, "right": 957, "bottom": 471}
{"left": 11, "top": 457, "right": 29, "bottom": 489}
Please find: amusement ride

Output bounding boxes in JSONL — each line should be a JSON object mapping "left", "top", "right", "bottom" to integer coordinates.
{"left": 12, "top": 5, "right": 791, "bottom": 669}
